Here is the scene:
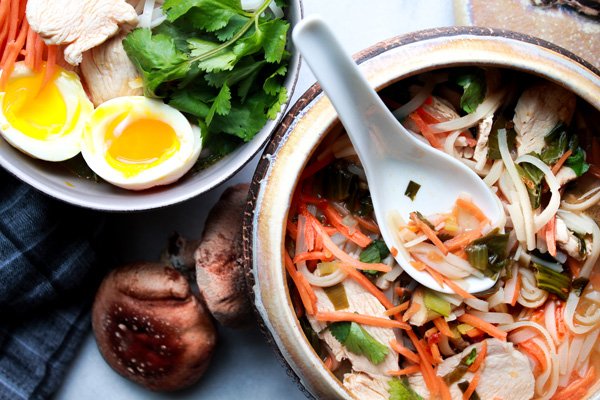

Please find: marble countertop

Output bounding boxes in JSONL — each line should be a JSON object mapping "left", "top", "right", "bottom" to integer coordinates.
{"left": 56, "top": 1, "right": 455, "bottom": 399}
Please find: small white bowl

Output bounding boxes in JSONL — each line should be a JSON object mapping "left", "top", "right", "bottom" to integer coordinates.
{"left": 0, "top": 1, "right": 302, "bottom": 211}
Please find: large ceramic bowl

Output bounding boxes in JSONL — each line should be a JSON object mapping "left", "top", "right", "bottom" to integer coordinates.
{"left": 242, "top": 27, "right": 600, "bottom": 399}
{"left": 0, "top": 2, "right": 302, "bottom": 211}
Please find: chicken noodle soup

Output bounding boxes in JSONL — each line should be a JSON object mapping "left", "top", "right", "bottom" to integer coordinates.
{"left": 285, "top": 68, "right": 600, "bottom": 400}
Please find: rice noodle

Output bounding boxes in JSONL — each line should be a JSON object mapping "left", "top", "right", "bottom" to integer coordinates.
{"left": 483, "top": 159, "right": 504, "bottom": 187}
{"left": 561, "top": 185, "right": 600, "bottom": 212}
{"left": 532, "top": 337, "right": 559, "bottom": 399}
{"left": 509, "top": 327, "right": 539, "bottom": 344}
{"left": 487, "top": 287, "right": 505, "bottom": 309}
{"left": 544, "top": 300, "right": 559, "bottom": 345}
{"left": 557, "top": 209, "right": 596, "bottom": 235}
{"left": 515, "top": 154, "right": 561, "bottom": 232}
{"left": 438, "top": 334, "right": 455, "bottom": 356}
{"left": 464, "top": 297, "right": 490, "bottom": 312}
{"left": 470, "top": 310, "right": 513, "bottom": 324}
{"left": 443, "top": 130, "right": 462, "bottom": 159}
{"left": 517, "top": 267, "right": 549, "bottom": 309}
{"left": 138, "top": 0, "right": 156, "bottom": 28}
{"left": 437, "top": 292, "right": 463, "bottom": 307}
{"left": 429, "top": 90, "right": 505, "bottom": 133}
{"left": 499, "top": 130, "right": 536, "bottom": 250}
{"left": 393, "top": 80, "right": 435, "bottom": 120}
{"left": 503, "top": 263, "right": 519, "bottom": 304}
{"left": 403, "top": 234, "right": 428, "bottom": 248}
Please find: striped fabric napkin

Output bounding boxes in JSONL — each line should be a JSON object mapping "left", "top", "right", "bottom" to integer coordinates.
{"left": 0, "top": 168, "right": 106, "bottom": 400}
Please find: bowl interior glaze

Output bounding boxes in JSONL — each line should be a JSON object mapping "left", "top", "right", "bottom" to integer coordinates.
{"left": 243, "top": 27, "right": 600, "bottom": 400}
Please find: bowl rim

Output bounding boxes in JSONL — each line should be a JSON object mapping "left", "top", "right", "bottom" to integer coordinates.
{"left": 242, "top": 26, "right": 600, "bottom": 399}
{"left": 0, "top": 0, "right": 304, "bottom": 212}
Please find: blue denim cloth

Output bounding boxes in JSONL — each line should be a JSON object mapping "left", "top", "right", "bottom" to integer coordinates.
{"left": 0, "top": 169, "right": 105, "bottom": 400}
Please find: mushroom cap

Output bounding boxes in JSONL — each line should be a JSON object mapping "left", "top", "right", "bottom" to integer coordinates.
{"left": 92, "top": 262, "right": 216, "bottom": 391}
{"left": 195, "top": 183, "right": 253, "bottom": 328}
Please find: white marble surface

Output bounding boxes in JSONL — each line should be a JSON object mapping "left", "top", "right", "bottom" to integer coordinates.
{"left": 56, "top": 1, "right": 455, "bottom": 399}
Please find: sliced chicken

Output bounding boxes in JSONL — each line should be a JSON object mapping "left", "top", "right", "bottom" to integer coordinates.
{"left": 26, "top": 0, "right": 138, "bottom": 65}
{"left": 343, "top": 372, "right": 391, "bottom": 400}
{"left": 473, "top": 114, "right": 494, "bottom": 170}
{"left": 81, "top": 33, "right": 143, "bottom": 106}
{"left": 308, "top": 279, "right": 399, "bottom": 377}
{"left": 408, "top": 339, "right": 535, "bottom": 400}
{"left": 513, "top": 82, "right": 576, "bottom": 156}
{"left": 555, "top": 216, "right": 591, "bottom": 261}
{"left": 555, "top": 166, "right": 577, "bottom": 187}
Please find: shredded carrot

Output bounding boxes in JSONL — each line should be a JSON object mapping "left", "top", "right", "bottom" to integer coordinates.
{"left": 438, "top": 374, "right": 453, "bottom": 400}
{"left": 390, "top": 246, "right": 398, "bottom": 257}
{"left": 323, "top": 356, "right": 333, "bottom": 370}
{"left": 468, "top": 340, "right": 487, "bottom": 372}
{"left": 322, "top": 204, "right": 372, "bottom": 247}
{"left": 551, "top": 149, "right": 573, "bottom": 175}
{"left": 286, "top": 221, "right": 298, "bottom": 239}
{"left": 458, "top": 313, "right": 507, "bottom": 341}
{"left": 355, "top": 215, "right": 380, "bottom": 234}
{"left": 384, "top": 300, "right": 410, "bottom": 317}
{"left": 411, "top": 260, "right": 427, "bottom": 272}
{"left": 431, "top": 343, "right": 443, "bottom": 364}
{"left": 386, "top": 365, "right": 421, "bottom": 376}
{"left": 424, "top": 326, "right": 439, "bottom": 339}
{"left": 315, "top": 311, "right": 409, "bottom": 329}
{"left": 464, "top": 327, "right": 485, "bottom": 338}
{"left": 546, "top": 216, "right": 557, "bottom": 257}
{"left": 552, "top": 366, "right": 596, "bottom": 400}
{"left": 284, "top": 252, "right": 316, "bottom": 316}
{"left": 555, "top": 302, "right": 567, "bottom": 340}
{"left": 310, "top": 216, "right": 391, "bottom": 272}
{"left": 337, "top": 263, "right": 394, "bottom": 309}
{"left": 410, "top": 212, "right": 449, "bottom": 255}
{"left": 443, "top": 229, "right": 482, "bottom": 252}
{"left": 24, "top": 26, "right": 35, "bottom": 69}
{"left": 395, "top": 286, "right": 405, "bottom": 298}
{"left": 409, "top": 111, "right": 442, "bottom": 149}
{"left": 389, "top": 339, "right": 420, "bottom": 364}
{"left": 456, "top": 198, "right": 489, "bottom": 224}
{"left": 402, "top": 301, "right": 421, "bottom": 322}
{"left": 433, "top": 317, "right": 456, "bottom": 338}
{"left": 300, "top": 152, "right": 335, "bottom": 181}
{"left": 442, "top": 276, "right": 477, "bottom": 299}
{"left": 0, "top": 16, "right": 28, "bottom": 90}
{"left": 518, "top": 339, "right": 547, "bottom": 371}
{"left": 7, "top": 0, "right": 18, "bottom": 47}
{"left": 42, "top": 44, "right": 57, "bottom": 88}
{"left": 33, "top": 33, "right": 44, "bottom": 72}
{"left": 463, "top": 369, "right": 481, "bottom": 400}
{"left": 407, "top": 329, "right": 439, "bottom": 396}
{"left": 293, "top": 250, "right": 333, "bottom": 264}
{"left": 510, "top": 272, "right": 521, "bottom": 307}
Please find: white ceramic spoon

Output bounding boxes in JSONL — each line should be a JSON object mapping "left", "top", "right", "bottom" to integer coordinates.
{"left": 292, "top": 16, "right": 503, "bottom": 294}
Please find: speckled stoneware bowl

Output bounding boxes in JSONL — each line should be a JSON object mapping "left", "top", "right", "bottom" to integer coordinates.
{"left": 242, "top": 27, "right": 600, "bottom": 399}
{"left": 0, "top": 1, "right": 302, "bottom": 211}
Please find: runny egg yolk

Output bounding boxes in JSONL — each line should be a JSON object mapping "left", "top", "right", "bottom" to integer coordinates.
{"left": 2, "top": 70, "right": 67, "bottom": 140}
{"left": 106, "top": 114, "right": 180, "bottom": 176}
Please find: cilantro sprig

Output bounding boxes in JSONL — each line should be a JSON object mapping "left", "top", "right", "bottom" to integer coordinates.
{"left": 123, "top": 0, "right": 290, "bottom": 156}
{"left": 329, "top": 321, "right": 389, "bottom": 364}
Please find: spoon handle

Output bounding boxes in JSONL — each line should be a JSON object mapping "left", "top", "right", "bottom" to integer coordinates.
{"left": 292, "top": 16, "right": 419, "bottom": 168}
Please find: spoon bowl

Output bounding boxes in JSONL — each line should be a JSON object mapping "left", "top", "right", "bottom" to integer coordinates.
{"left": 292, "top": 16, "right": 503, "bottom": 293}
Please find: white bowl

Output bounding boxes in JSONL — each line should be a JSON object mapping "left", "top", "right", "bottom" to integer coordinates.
{"left": 0, "top": 1, "right": 302, "bottom": 211}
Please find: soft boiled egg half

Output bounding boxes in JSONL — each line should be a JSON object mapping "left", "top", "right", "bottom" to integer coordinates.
{"left": 81, "top": 96, "right": 202, "bottom": 190}
{"left": 0, "top": 62, "right": 93, "bottom": 161}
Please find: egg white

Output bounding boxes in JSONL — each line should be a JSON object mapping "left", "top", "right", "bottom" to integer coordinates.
{"left": 81, "top": 96, "right": 202, "bottom": 190}
{"left": 0, "top": 62, "right": 93, "bottom": 161}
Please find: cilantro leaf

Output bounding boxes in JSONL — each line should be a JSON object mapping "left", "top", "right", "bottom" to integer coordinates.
{"left": 329, "top": 321, "right": 389, "bottom": 364}
{"left": 168, "top": 91, "right": 211, "bottom": 119}
{"left": 261, "top": 19, "right": 290, "bottom": 63}
{"left": 389, "top": 377, "right": 423, "bottom": 400}
{"left": 163, "top": 0, "right": 243, "bottom": 31}
{"left": 566, "top": 147, "right": 590, "bottom": 176}
{"left": 454, "top": 69, "right": 486, "bottom": 114}
{"left": 122, "top": 29, "right": 191, "bottom": 96}
{"left": 188, "top": 38, "right": 238, "bottom": 72}
{"left": 360, "top": 240, "right": 390, "bottom": 264}
{"left": 206, "top": 83, "right": 232, "bottom": 126}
